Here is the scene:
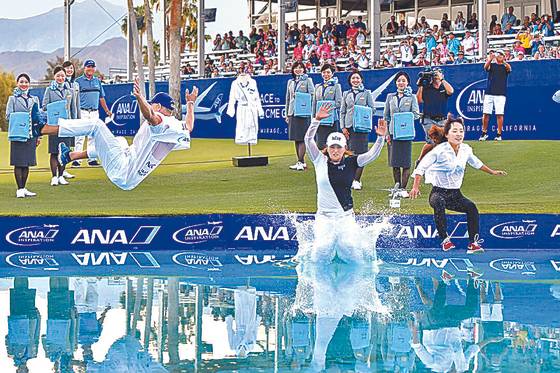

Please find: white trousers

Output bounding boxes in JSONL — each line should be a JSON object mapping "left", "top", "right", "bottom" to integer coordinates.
{"left": 59, "top": 118, "right": 130, "bottom": 189}
{"left": 235, "top": 106, "right": 259, "bottom": 145}
{"left": 75, "top": 110, "right": 99, "bottom": 161}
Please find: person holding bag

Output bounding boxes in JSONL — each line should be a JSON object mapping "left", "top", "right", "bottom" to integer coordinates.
{"left": 5, "top": 73, "right": 43, "bottom": 198}
{"left": 312, "top": 63, "right": 342, "bottom": 149}
{"left": 285, "top": 61, "right": 315, "bottom": 171}
{"left": 340, "top": 70, "right": 374, "bottom": 190}
{"left": 42, "top": 66, "right": 79, "bottom": 186}
{"left": 384, "top": 71, "right": 420, "bottom": 198}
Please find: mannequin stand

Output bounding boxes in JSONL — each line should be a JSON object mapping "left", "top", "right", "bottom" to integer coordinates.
{"left": 232, "top": 144, "right": 268, "bottom": 167}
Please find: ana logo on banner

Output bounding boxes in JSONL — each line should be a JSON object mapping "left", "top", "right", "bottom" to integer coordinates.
{"left": 6, "top": 225, "right": 59, "bottom": 246}
{"left": 5, "top": 252, "right": 60, "bottom": 271}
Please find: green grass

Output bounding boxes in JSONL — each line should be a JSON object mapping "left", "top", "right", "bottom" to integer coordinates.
{"left": 0, "top": 132, "right": 557, "bottom": 216}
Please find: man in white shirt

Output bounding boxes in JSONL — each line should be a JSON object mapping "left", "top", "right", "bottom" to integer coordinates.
{"left": 461, "top": 30, "right": 477, "bottom": 56}
{"left": 400, "top": 40, "right": 415, "bottom": 66}
{"left": 356, "top": 47, "right": 370, "bottom": 69}
{"left": 34, "top": 78, "right": 199, "bottom": 190}
{"left": 303, "top": 40, "right": 317, "bottom": 61}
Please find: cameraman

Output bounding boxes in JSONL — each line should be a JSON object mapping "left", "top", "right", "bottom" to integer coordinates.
{"left": 416, "top": 68, "right": 454, "bottom": 143}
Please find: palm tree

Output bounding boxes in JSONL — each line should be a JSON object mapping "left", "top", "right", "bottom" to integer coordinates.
{"left": 144, "top": 0, "right": 156, "bottom": 100}
{"left": 169, "top": 0, "right": 182, "bottom": 118}
{"left": 127, "top": 0, "right": 146, "bottom": 97}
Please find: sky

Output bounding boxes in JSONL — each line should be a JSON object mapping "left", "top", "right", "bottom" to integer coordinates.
{"left": 1, "top": 0, "right": 249, "bottom": 48}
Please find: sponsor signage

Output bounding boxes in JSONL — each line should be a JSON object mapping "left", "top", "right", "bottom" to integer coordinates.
{"left": 489, "top": 258, "right": 537, "bottom": 275}
{"left": 5, "top": 252, "right": 59, "bottom": 271}
{"left": 172, "top": 252, "right": 223, "bottom": 271}
{"left": 32, "top": 60, "right": 560, "bottom": 140}
{"left": 0, "top": 214, "right": 558, "bottom": 250}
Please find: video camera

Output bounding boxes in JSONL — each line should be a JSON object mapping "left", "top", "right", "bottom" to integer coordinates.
{"left": 417, "top": 67, "right": 434, "bottom": 87}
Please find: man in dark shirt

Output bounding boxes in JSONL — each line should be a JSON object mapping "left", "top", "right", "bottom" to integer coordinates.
{"left": 480, "top": 50, "right": 511, "bottom": 141}
{"left": 354, "top": 16, "right": 367, "bottom": 32}
{"left": 386, "top": 15, "right": 399, "bottom": 35}
{"left": 335, "top": 20, "right": 348, "bottom": 43}
{"left": 416, "top": 68, "right": 454, "bottom": 143}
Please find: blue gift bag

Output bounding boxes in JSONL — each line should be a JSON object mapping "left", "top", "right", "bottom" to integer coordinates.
{"left": 294, "top": 92, "right": 312, "bottom": 117}
{"left": 46, "top": 100, "right": 68, "bottom": 125}
{"left": 392, "top": 112, "right": 415, "bottom": 140}
{"left": 316, "top": 100, "right": 335, "bottom": 125}
{"left": 8, "top": 112, "right": 30, "bottom": 142}
{"left": 352, "top": 105, "right": 373, "bottom": 133}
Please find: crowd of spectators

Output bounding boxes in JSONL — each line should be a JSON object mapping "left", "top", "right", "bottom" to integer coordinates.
{"left": 195, "top": 9, "right": 560, "bottom": 78}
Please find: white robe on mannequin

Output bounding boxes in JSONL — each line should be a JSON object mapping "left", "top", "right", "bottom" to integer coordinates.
{"left": 226, "top": 75, "right": 264, "bottom": 145}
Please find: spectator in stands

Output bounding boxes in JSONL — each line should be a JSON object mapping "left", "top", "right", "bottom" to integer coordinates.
{"left": 436, "top": 36, "right": 450, "bottom": 61}
{"left": 288, "top": 24, "right": 301, "bottom": 45}
{"left": 425, "top": 30, "right": 438, "bottom": 53}
{"left": 516, "top": 28, "right": 533, "bottom": 54}
{"left": 514, "top": 50, "right": 525, "bottom": 60}
{"left": 417, "top": 68, "right": 454, "bottom": 143}
{"left": 493, "top": 24, "right": 503, "bottom": 35}
{"left": 213, "top": 34, "right": 223, "bottom": 51}
{"left": 446, "top": 52, "right": 456, "bottom": 64}
{"left": 530, "top": 13, "right": 539, "bottom": 25}
{"left": 466, "top": 13, "right": 478, "bottom": 30}
{"left": 539, "top": 14, "right": 555, "bottom": 36}
{"left": 415, "top": 35, "right": 426, "bottom": 53}
{"left": 356, "top": 28, "right": 367, "bottom": 47}
{"left": 503, "top": 22, "right": 516, "bottom": 35}
{"left": 400, "top": 39, "right": 415, "bottom": 67}
{"left": 454, "top": 11, "right": 466, "bottom": 31}
{"left": 354, "top": 16, "right": 367, "bottom": 32}
{"left": 285, "top": 61, "right": 315, "bottom": 171}
{"left": 441, "top": 13, "right": 451, "bottom": 32}
{"left": 340, "top": 70, "right": 375, "bottom": 190}
{"left": 322, "top": 17, "right": 334, "bottom": 35}
{"left": 249, "top": 27, "right": 259, "bottom": 52}
{"left": 335, "top": 20, "right": 348, "bottom": 44}
{"left": 489, "top": 15, "right": 498, "bottom": 32}
{"left": 221, "top": 33, "right": 232, "bottom": 50}
{"left": 415, "top": 53, "right": 430, "bottom": 66}
{"left": 309, "top": 51, "right": 320, "bottom": 67}
{"left": 211, "top": 67, "right": 220, "bottom": 78}
{"left": 501, "top": 7, "right": 517, "bottom": 30}
{"left": 461, "top": 30, "right": 477, "bottom": 56}
{"left": 419, "top": 16, "right": 430, "bottom": 32}
{"left": 480, "top": 50, "right": 511, "bottom": 141}
{"left": 522, "top": 16, "right": 531, "bottom": 29}
{"left": 504, "top": 49, "right": 514, "bottom": 61}
{"left": 311, "top": 21, "right": 320, "bottom": 35}
{"left": 383, "top": 47, "right": 398, "bottom": 67}
{"left": 235, "top": 31, "right": 250, "bottom": 52}
{"left": 345, "top": 57, "right": 359, "bottom": 71}
{"left": 318, "top": 39, "right": 332, "bottom": 59}
{"left": 447, "top": 32, "right": 460, "bottom": 55}
{"left": 512, "top": 40, "right": 525, "bottom": 54}
{"left": 346, "top": 22, "right": 359, "bottom": 41}
{"left": 293, "top": 41, "right": 304, "bottom": 61}
{"left": 357, "top": 47, "right": 370, "bottom": 70}
{"left": 303, "top": 39, "right": 316, "bottom": 61}
{"left": 454, "top": 50, "right": 468, "bottom": 64}
{"left": 387, "top": 15, "right": 399, "bottom": 36}
{"left": 397, "top": 20, "right": 409, "bottom": 35}
{"left": 340, "top": 46, "right": 350, "bottom": 58}
{"left": 384, "top": 71, "right": 420, "bottom": 196}
{"left": 265, "top": 39, "right": 276, "bottom": 57}
{"left": 255, "top": 52, "right": 266, "bottom": 66}
{"left": 531, "top": 33, "right": 545, "bottom": 55}
{"left": 533, "top": 44, "right": 548, "bottom": 60}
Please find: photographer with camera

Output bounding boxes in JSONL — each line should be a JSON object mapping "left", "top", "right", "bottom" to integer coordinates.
{"left": 416, "top": 67, "right": 454, "bottom": 143}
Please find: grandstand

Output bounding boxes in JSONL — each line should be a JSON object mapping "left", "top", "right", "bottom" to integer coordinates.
{"left": 104, "top": 0, "right": 560, "bottom": 84}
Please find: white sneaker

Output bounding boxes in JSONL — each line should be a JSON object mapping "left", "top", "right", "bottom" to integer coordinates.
{"left": 399, "top": 190, "right": 410, "bottom": 198}
{"left": 351, "top": 180, "right": 362, "bottom": 190}
{"left": 62, "top": 171, "right": 75, "bottom": 179}
{"left": 478, "top": 133, "right": 488, "bottom": 141}
{"left": 289, "top": 162, "right": 300, "bottom": 170}
{"left": 51, "top": 176, "right": 59, "bottom": 186}
{"left": 58, "top": 176, "right": 69, "bottom": 185}
{"left": 23, "top": 188, "right": 37, "bottom": 197}
{"left": 16, "top": 189, "right": 25, "bottom": 198}
{"left": 295, "top": 162, "right": 305, "bottom": 171}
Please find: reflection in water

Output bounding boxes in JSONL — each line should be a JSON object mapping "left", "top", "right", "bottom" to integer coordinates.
{"left": 0, "top": 265, "right": 560, "bottom": 371}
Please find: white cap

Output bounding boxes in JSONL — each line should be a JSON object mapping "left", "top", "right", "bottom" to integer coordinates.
{"left": 326, "top": 132, "right": 347, "bottom": 147}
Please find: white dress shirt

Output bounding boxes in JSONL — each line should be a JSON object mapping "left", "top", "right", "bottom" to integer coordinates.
{"left": 413, "top": 142, "right": 483, "bottom": 189}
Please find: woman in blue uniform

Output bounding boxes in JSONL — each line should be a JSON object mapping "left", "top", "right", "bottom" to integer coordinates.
{"left": 285, "top": 61, "right": 315, "bottom": 171}
{"left": 63, "top": 60, "right": 81, "bottom": 170}
{"left": 312, "top": 63, "right": 342, "bottom": 148}
{"left": 340, "top": 70, "right": 375, "bottom": 190}
{"left": 303, "top": 103, "right": 387, "bottom": 263}
{"left": 5, "top": 73, "right": 41, "bottom": 198}
{"left": 42, "top": 66, "right": 79, "bottom": 186}
{"left": 384, "top": 71, "right": 420, "bottom": 198}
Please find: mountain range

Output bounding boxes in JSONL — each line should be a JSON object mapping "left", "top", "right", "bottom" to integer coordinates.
{"left": 0, "top": 0, "right": 128, "bottom": 80}
{"left": 0, "top": 37, "right": 127, "bottom": 80}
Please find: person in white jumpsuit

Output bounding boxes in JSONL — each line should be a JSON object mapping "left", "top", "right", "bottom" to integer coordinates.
{"left": 34, "top": 78, "right": 199, "bottom": 190}
{"left": 301, "top": 103, "right": 387, "bottom": 264}
{"left": 226, "top": 72, "right": 264, "bottom": 145}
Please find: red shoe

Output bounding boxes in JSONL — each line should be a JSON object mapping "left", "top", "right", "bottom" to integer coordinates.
{"left": 441, "top": 237, "right": 455, "bottom": 252}
{"left": 467, "top": 235, "right": 485, "bottom": 254}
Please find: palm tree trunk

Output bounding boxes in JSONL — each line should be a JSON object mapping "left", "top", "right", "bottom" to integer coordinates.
{"left": 144, "top": 0, "right": 156, "bottom": 99}
{"left": 127, "top": 0, "right": 146, "bottom": 97}
{"left": 169, "top": 0, "right": 182, "bottom": 119}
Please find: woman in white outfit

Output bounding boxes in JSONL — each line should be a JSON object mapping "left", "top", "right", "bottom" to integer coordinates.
{"left": 303, "top": 103, "right": 387, "bottom": 264}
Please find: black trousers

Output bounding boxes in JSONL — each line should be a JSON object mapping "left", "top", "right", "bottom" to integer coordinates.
{"left": 429, "top": 186, "right": 479, "bottom": 243}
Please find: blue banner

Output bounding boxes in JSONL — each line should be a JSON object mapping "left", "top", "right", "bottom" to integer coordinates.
{"left": 0, "top": 213, "right": 558, "bottom": 252}
{"left": 30, "top": 60, "right": 560, "bottom": 140}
